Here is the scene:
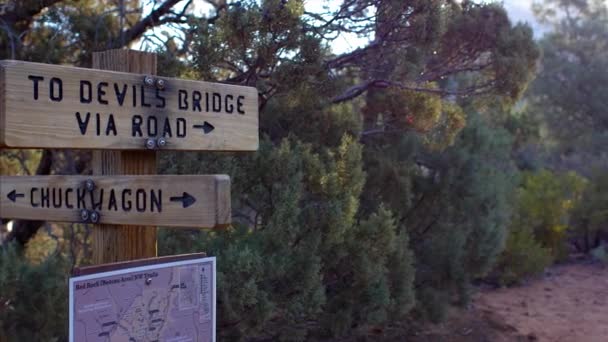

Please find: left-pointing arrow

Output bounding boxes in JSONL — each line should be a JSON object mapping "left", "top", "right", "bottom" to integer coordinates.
{"left": 7, "top": 190, "right": 25, "bottom": 202}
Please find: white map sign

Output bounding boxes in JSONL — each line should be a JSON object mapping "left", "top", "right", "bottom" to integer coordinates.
{"left": 69, "top": 256, "right": 216, "bottom": 342}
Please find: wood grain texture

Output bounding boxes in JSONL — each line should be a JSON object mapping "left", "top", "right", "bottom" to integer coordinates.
{"left": 0, "top": 175, "right": 231, "bottom": 228}
{"left": 0, "top": 63, "right": 4, "bottom": 144}
{"left": 215, "top": 174, "right": 231, "bottom": 226}
{"left": 0, "top": 59, "right": 259, "bottom": 151}
{"left": 91, "top": 50, "right": 158, "bottom": 264}
{"left": 72, "top": 253, "right": 207, "bottom": 276}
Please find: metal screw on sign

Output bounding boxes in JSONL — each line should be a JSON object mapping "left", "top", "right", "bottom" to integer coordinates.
{"left": 155, "top": 78, "right": 165, "bottom": 90}
{"left": 145, "top": 278, "right": 152, "bottom": 285}
{"left": 144, "top": 75, "right": 155, "bottom": 87}
{"left": 157, "top": 137, "right": 167, "bottom": 148}
{"left": 145, "top": 138, "right": 157, "bottom": 150}
{"left": 84, "top": 179, "right": 96, "bottom": 192}
{"left": 89, "top": 211, "right": 100, "bottom": 224}
{"left": 80, "top": 209, "right": 89, "bottom": 222}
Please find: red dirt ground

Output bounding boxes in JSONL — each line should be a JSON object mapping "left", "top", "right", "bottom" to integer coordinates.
{"left": 474, "top": 262, "right": 608, "bottom": 342}
{"left": 405, "top": 262, "right": 608, "bottom": 342}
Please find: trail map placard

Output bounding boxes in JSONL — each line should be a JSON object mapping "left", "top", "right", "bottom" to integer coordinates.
{"left": 70, "top": 256, "right": 216, "bottom": 342}
{"left": 0, "top": 60, "right": 258, "bottom": 150}
{"left": 0, "top": 175, "right": 230, "bottom": 228}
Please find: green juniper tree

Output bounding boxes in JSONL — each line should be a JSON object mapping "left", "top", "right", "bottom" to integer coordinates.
{"left": 528, "top": 0, "right": 608, "bottom": 173}
{"left": 159, "top": 1, "right": 537, "bottom": 338}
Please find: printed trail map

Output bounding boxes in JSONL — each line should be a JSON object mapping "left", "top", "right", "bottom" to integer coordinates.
{"left": 70, "top": 257, "right": 215, "bottom": 342}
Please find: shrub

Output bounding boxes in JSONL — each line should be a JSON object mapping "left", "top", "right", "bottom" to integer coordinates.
{"left": 496, "top": 227, "right": 553, "bottom": 285}
{"left": 515, "top": 170, "right": 586, "bottom": 260}
{"left": 406, "top": 113, "right": 517, "bottom": 314}
{"left": 569, "top": 171, "right": 608, "bottom": 253}
{"left": 159, "top": 136, "right": 416, "bottom": 340}
{"left": 494, "top": 170, "right": 585, "bottom": 285}
{"left": 0, "top": 244, "right": 68, "bottom": 342}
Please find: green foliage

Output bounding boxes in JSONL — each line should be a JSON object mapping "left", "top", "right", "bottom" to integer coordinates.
{"left": 527, "top": 0, "right": 608, "bottom": 172}
{"left": 503, "top": 109, "right": 542, "bottom": 151}
{"left": 363, "top": 88, "right": 467, "bottom": 150}
{"left": 515, "top": 170, "right": 586, "bottom": 260}
{"left": 160, "top": 134, "right": 414, "bottom": 340}
{"left": 416, "top": 287, "right": 450, "bottom": 323}
{"left": 437, "top": 2, "right": 539, "bottom": 102}
{"left": 0, "top": 244, "right": 68, "bottom": 341}
{"left": 322, "top": 206, "right": 415, "bottom": 337}
{"left": 494, "top": 169, "right": 587, "bottom": 285}
{"left": 1, "top": 0, "right": 143, "bottom": 64}
{"left": 493, "top": 22, "right": 539, "bottom": 101}
{"left": 569, "top": 171, "right": 608, "bottom": 252}
{"left": 496, "top": 226, "right": 554, "bottom": 286}
{"left": 372, "top": 113, "right": 518, "bottom": 320}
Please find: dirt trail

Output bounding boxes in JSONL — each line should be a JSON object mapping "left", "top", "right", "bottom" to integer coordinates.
{"left": 404, "top": 262, "right": 608, "bottom": 342}
{"left": 473, "top": 262, "right": 608, "bottom": 342}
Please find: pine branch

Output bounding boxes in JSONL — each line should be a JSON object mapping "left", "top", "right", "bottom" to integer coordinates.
{"left": 0, "top": 0, "right": 62, "bottom": 25}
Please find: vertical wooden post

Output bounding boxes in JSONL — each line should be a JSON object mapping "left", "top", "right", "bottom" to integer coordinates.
{"left": 91, "top": 49, "right": 158, "bottom": 264}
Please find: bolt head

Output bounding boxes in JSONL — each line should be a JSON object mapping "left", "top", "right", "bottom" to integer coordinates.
{"left": 80, "top": 209, "right": 89, "bottom": 222}
{"left": 90, "top": 211, "right": 100, "bottom": 224}
{"left": 144, "top": 75, "right": 155, "bottom": 87}
{"left": 145, "top": 138, "right": 157, "bottom": 150}
{"left": 157, "top": 137, "right": 167, "bottom": 147}
{"left": 84, "top": 179, "right": 95, "bottom": 192}
{"left": 146, "top": 278, "right": 152, "bottom": 285}
{"left": 155, "top": 78, "right": 165, "bottom": 89}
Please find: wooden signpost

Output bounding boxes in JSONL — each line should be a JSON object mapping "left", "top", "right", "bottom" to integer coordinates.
{"left": 90, "top": 50, "right": 161, "bottom": 264}
{"left": 0, "top": 49, "right": 260, "bottom": 341}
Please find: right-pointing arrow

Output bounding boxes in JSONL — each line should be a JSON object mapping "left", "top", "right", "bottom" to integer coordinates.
{"left": 170, "top": 192, "right": 197, "bottom": 208}
{"left": 193, "top": 122, "right": 215, "bottom": 134}
{"left": 7, "top": 190, "right": 25, "bottom": 203}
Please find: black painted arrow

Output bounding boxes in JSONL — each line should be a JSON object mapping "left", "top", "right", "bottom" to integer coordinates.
{"left": 7, "top": 190, "right": 25, "bottom": 202}
{"left": 170, "top": 192, "right": 197, "bottom": 208}
{"left": 192, "top": 122, "right": 215, "bottom": 134}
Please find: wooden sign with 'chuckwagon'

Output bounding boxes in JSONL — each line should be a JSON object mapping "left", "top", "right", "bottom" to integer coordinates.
{"left": 0, "top": 175, "right": 230, "bottom": 228}
{"left": 0, "top": 60, "right": 258, "bottom": 150}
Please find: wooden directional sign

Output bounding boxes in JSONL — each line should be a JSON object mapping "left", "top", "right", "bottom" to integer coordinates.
{"left": 0, "top": 175, "right": 230, "bottom": 228}
{"left": 0, "top": 60, "right": 258, "bottom": 150}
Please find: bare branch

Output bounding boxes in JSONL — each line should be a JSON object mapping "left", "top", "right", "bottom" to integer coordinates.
{"left": 116, "top": 0, "right": 184, "bottom": 48}
{"left": 332, "top": 79, "right": 495, "bottom": 104}
{"left": 325, "top": 40, "right": 381, "bottom": 69}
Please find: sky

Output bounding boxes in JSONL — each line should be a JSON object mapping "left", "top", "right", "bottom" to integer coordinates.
{"left": 502, "top": 0, "right": 548, "bottom": 34}
{"left": 304, "top": 0, "right": 548, "bottom": 54}
{"left": 142, "top": 0, "right": 548, "bottom": 54}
